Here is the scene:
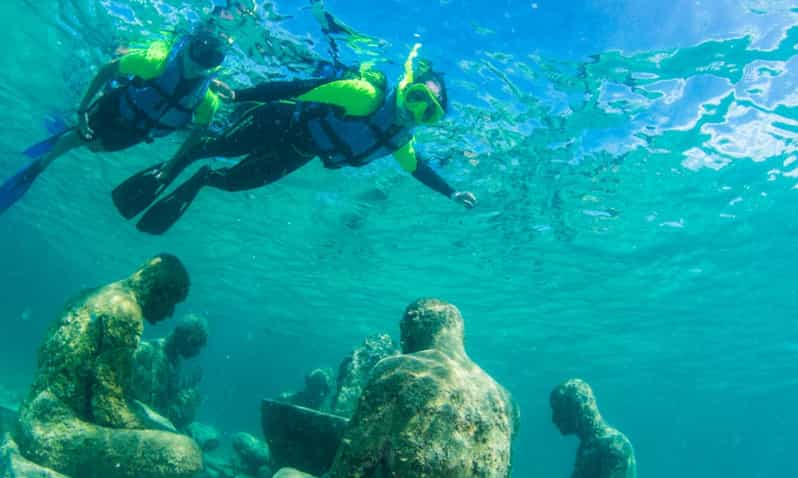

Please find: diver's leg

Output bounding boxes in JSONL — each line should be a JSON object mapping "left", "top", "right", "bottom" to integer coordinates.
{"left": 113, "top": 104, "right": 274, "bottom": 220}
{"left": 204, "top": 149, "right": 314, "bottom": 192}
{"left": 154, "top": 103, "right": 277, "bottom": 181}
{"left": 135, "top": 149, "right": 313, "bottom": 234}
{"left": 38, "top": 130, "right": 86, "bottom": 169}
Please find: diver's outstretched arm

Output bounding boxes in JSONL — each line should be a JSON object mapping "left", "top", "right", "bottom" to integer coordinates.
{"left": 77, "top": 60, "right": 120, "bottom": 115}
{"left": 393, "top": 144, "right": 478, "bottom": 208}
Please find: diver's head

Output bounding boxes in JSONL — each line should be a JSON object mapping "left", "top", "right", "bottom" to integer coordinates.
{"left": 167, "top": 314, "right": 209, "bottom": 359}
{"left": 128, "top": 254, "right": 190, "bottom": 324}
{"left": 397, "top": 46, "right": 448, "bottom": 126}
{"left": 550, "top": 378, "right": 602, "bottom": 438}
{"left": 400, "top": 298, "right": 465, "bottom": 356}
{"left": 184, "top": 32, "right": 226, "bottom": 75}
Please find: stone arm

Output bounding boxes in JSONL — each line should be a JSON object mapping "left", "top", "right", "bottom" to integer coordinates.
{"left": 90, "top": 303, "right": 147, "bottom": 429}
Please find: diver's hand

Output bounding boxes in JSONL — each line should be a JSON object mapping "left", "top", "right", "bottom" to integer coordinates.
{"left": 452, "top": 191, "right": 477, "bottom": 209}
{"left": 212, "top": 79, "right": 236, "bottom": 101}
{"left": 77, "top": 110, "right": 94, "bottom": 141}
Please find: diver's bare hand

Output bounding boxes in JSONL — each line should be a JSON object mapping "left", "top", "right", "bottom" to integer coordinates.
{"left": 77, "top": 111, "right": 94, "bottom": 141}
{"left": 212, "top": 79, "right": 236, "bottom": 101}
{"left": 452, "top": 191, "right": 477, "bottom": 209}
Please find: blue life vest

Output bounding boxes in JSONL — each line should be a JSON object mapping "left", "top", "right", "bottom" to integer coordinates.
{"left": 119, "top": 38, "right": 213, "bottom": 139}
{"left": 305, "top": 90, "right": 413, "bottom": 169}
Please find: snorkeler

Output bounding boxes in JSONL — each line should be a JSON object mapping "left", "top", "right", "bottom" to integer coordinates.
{"left": 0, "top": 32, "right": 227, "bottom": 215}
{"left": 550, "top": 378, "right": 637, "bottom": 478}
{"left": 112, "top": 44, "right": 477, "bottom": 235}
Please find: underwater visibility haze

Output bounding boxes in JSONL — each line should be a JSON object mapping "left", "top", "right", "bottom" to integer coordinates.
{"left": 1, "top": 0, "right": 797, "bottom": 477}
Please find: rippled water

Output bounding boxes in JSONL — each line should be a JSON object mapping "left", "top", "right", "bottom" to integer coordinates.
{"left": 1, "top": 1, "right": 797, "bottom": 476}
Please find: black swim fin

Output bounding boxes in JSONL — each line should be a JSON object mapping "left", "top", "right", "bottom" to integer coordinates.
{"left": 136, "top": 167, "right": 209, "bottom": 235}
{"left": 112, "top": 163, "right": 170, "bottom": 219}
{"left": 0, "top": 159, "right": 44, "bottom": 215}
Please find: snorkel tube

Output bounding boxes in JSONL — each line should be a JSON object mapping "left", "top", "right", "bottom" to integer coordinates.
{"left": 399, "top": 42, "right": 423, "bottom": 90}
{"left": 397, "top": 43, "right": 445, "bottom": 124}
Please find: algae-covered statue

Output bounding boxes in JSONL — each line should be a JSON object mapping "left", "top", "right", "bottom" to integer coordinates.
{"left": 16, "top": 254, "right": 203, "bottom": 478}
{"left": 131, "top": 313, "right": 209, "bottom": 429}
{"left": 279, "top": 368, "right": 333, "bottom": 411}
{"left": 331, "top": 333, "right": 398, "bottom": 418}
{"left": 550, "top": 378, "right": 637, "bottom": 478}
{"left": 327, "top": 298, "right": 517, "bottom": 478}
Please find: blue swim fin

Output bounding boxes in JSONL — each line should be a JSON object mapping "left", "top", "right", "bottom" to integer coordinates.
{"left": 22, "top": 133, "right": 65, "bottom": 160}
{"left": 23, "top": 114, "right": 71, "bottom": 160}
{"left": 0, "top": 158, "right": 44, "bottom": 215}
{"left": 43, "top": 113, "right": 69, "bottom": 135}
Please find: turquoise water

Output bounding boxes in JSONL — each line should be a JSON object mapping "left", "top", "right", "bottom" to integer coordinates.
{"left": 1, "top": 0, "right": 797, "bottom": 476}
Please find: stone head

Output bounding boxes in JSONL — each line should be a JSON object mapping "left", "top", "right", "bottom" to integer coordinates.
{"left": 168, "top": 314, "right": 209, "bottom": 359}
{"left": 128, "top": 254, "right": 190, "bottom": 324}
{"left": 304, "top": 368, "right": 332, "bottom": 399}
{"left": 400, "top": 298, "right": 465, "bottom": 355}
{"left": 550, "top": 378, "right": 601, "bottom": 437}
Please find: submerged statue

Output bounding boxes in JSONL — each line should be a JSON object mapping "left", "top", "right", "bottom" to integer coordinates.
{"left": 327, "top": 298, "right": 517, "bottom": 477}
{"left": 550, "top": 378, "right": 637, "bottom": 478}
{"left": 131, "top": 313, "right": 209, "bottom": 429}
{"left": 16, "top": 254, "right": 203, "bottom": 478}
{"left": 279, "top": 368, "right": 333, "bottom": 411}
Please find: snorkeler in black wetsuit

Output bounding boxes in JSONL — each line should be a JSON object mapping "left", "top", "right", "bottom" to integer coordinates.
{"left": 112, "top": 46, "right": 477, "bottom": 235}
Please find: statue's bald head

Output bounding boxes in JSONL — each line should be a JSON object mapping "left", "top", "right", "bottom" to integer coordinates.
{"left": 129, "top": 254, "right": 190, "bottom": 324}
{"left": 550, "top": 378, "right": 601, "bottom": 437}
{"left": 400, "top": 298, "right": 465, "bottom": 355}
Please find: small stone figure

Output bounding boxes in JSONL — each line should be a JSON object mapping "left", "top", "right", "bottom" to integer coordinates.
{"left": 327, "top": 298, "right": 517, "bottom": 478}
{"left": 131, "top": 313, "right": 209, "bottom": 429}
{"left": 279, "top": 368, "right": 333, "bottom": 411}
{"left": 550, "top": 378, "right": 637, "bottom": 478}
{"left": 16, "top": 254, "right": 203, "bottom": 478}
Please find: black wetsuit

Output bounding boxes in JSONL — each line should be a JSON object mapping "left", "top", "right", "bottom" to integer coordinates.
{"left": 115, "top": 78, "right": 459, "bottom": 234}
{"left": 171, "top": 79, "right": 453, "bottom": 196}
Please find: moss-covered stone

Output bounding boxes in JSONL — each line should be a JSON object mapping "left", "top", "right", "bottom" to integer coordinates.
{"left": 328, "top": 299, "right": 517, "bottom": 478}
{"left": 16, "top": 255, "right": 201, "bottom": 478}
{"left": 232, "top": 432, "right": 271, "bottom": 474}
{"left": 1, "top": 432, "right": 69, "bottom": 478}
{"left": 272, "top": 467, "right": 316, "bottom": 478}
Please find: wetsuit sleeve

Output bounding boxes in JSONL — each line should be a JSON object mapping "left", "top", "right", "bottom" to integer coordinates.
{"left": 393, "top": 141, "right": 456, "bottom": 198}
{"left": 194, "top": 89, "right": 220, "bottom": 126}
{"left": 117, "top": 41, "right": 169, "bottom": 80}
{"left": 234, "top": 78, "right": 331, "bottom": 103}
{"left": 296, "top": 79, "right": 381, "bottom": 116}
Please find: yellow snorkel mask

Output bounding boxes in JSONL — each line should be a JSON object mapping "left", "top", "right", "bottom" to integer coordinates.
{"left": 397, "top": 43, "right": 447, "bottom": 125}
